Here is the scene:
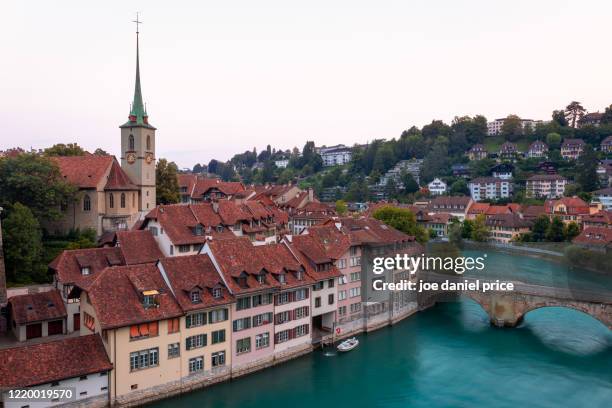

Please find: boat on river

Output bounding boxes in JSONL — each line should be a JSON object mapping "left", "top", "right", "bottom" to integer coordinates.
{"left": 337, "top": 337, "right": 359, "bottom": 352}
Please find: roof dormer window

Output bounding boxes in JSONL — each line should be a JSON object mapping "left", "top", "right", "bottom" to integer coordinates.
{"left": 278, "top": 274, "right": 286, "bottom": 284}
{"left": 190, "top": 290, "right": 201, "bottom": 304}
{"left": 295, "top": 270, "right": 304, "bottom": 281}
{"left": 212, "top": 288, "right": 222, "bottom": 299}
{"left": 81, "top": 267, "right": 90, "bottom": 276}
{"left": 194, "top": 225, "right": 204, "bottom": 236}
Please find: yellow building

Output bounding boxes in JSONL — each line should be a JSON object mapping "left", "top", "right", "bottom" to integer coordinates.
{"left": 75, "top": 257, "right": 234, "bottom": 406}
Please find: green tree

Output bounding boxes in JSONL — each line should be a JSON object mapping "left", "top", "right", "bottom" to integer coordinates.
{"left": 546, "top": 132, "right": 562, "bottom": 149}
{"left": 565, "top": 101, "right": 586, "bottom": 128}
{"left": 546, "top": 216, "right": 565, "bottom": 242}
{"left": 2, "top": 203, "right": 44, "bottom": 283}
{"left": 576, "top": 144, "right": 598, "bottom": 192}
{"left": 601, "top": 104, "right": 612, "bottom": 125}
{"left": 0, "top": 153, "right": 77, "bottom": 222}
{"left": 450, "top": 179, "right": 469, "bottom": 195}
{"left": 564, "top": 222, "right": 580, "bottom": 241}
{"left": 471, "top": 214, "right": 489, "bottom": 242}
{"left": 448, "top": 221, "right": 463, "bottom": 244}
{"left": 155, "top": 158, "right": 180, "bottom": 204}
{"left": 93, "top": 148, "right": 109, "bottom": 156}
{"left": 372, "top": 206, "right": 428, "bottom": 244}
{"left": 420, "top": 136, "right": 449, "bottom": 183}
{"left": 335, "top": 200, "right": 348, "bottom": 215}
{"left": 462, "top": 219, "right": 474, "bottom": 239}
{"left": 43, "top": 143, "right": 87, "bottom": 156}
{"left": 502, "top": 115, "right": 523, "bottom": 142}
{"left": 400, "top": 171, "right": 419, "bottom": 194}
{"left": 531, "top": 215, "right": 550, "bottom": 241}
{"left": 552, "top": 110, "right": 568, "bottom": 127}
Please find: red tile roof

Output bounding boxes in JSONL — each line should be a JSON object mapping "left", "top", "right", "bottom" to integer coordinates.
{"left": 144, "top": 202, "right": 283, "bottom": 245}
{"left": 8, "top": 290, "right": 67, "bottom": 325}
{"left": 158, "top": 255, "right": 234, "bottom": 311}
{"left": 521, "top": 205, "right": 546, "bottom": 219}
{"left": 304, "top": 225, "right": 352, "bottom": 259}
{"left": 334, "top": 217, "right": 416, "bottom": 245}
{"left": 485, "top": 213, "right": 532, "bottom": 229}
{"left": 192, "top": 179, "right": 245, "bottom": 198}
{"left": 545, "top": 197, "right": 590, "bottom": 216}
{"left": 291, "top": 234, "right": 334, "bottom": 264}
{"left": 467, "top": 202, "right": 490, "bottom": 215}
{"left": 206, "top": 238, "right": 315, "bottom": 294}
{"left": 104, "top": 159, "right": 137, "bottom": 190}
{"left": 52, "top": 155, "right": 113, "bottom": 189}
{"left": 582, "top": 210, "right": 612, "bottom": 226}
{"left": 49, "top": 247, "right": 125, "bottom": 286}
{"left": 0, "top": 335, "right": 112, "bottom": 388}
{"left": 115, "top": 230, "right": 164, "bottom": 265}
{"left": 573, "top": 227, "right": 612, "bottom": 247}
{"left": 78, "top": 264, "right": 183, "bottom": 329}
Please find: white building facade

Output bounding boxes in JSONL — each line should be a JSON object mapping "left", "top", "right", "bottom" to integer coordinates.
{"left": 427, "top": 178, "right": 447, "bottom": 195}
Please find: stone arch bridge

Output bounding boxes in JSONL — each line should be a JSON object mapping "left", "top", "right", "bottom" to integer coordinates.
{"left": 418, "top": 272, "right": 612, "bottom": 329}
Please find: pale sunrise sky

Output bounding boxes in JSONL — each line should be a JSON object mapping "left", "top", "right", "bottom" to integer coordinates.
{"left": 1, "top": 0, "right": 611, "bottom": 168}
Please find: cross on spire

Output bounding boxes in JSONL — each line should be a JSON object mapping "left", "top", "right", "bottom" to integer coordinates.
{"left": 128, "top": 12, "right": 148, "bottom": 125}
{"left": 133, "top": 12, "right": 142, "bottom": 34}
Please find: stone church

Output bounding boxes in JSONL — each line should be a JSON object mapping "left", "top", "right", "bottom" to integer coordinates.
{"left": 46, "top": 31, "right": 156, "bottom": 237}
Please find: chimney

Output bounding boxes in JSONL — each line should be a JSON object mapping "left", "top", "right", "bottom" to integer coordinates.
{"left": 307, "top": 187, "right": 314, "bottom": 202}
{"left": 0, "top": 207, "right": 7, "bottom": 307}
{"left": 212, "top": 200, "right": 219, "bottom": 213}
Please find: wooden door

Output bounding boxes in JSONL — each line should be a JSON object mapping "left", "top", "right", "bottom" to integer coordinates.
{"left": 26, "top": 323, "right": 42, "bottom": 339}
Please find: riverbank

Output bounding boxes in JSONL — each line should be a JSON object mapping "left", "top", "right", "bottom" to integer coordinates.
{"left": 457, "top": 241, "right": 612, "bottom": 276}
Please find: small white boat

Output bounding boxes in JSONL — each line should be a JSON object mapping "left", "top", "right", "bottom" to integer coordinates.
{"left": 337, "top": 337, "right": 359, "bottom": 352}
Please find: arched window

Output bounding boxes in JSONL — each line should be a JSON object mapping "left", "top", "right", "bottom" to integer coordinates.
{"left": 146, "top": 135, "right": 151, "bottom": 150}
{"left": 128, "top": 134, "right": 135, "bottom": 150}
{"left": 121, "top": 193, "right": 126, "bottom": 208}
{"left": 109, "top": 193, "right": 114, "bottom": 208}
{"left": 83, "top": 195, "right": 91, "bottom": 212}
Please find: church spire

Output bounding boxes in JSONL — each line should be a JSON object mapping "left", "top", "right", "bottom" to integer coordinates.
{"left": 128, "top": 13, "right": 148, "bottom": 125}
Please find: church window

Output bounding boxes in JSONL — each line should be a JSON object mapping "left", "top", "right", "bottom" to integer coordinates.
{"left": 109, "top": 193, "right": 114, "bottom": 209}
{"left": 121, "top": 193, "right": 126, "bottom": 208}
{"left": 83, "top": 195, "right": 91, "bottom": 212}
{"left": 146, "top": 135, "right": 151, "bottom": 150}
{"left": 129, "top": 135, "right": 135, "bottom": 150}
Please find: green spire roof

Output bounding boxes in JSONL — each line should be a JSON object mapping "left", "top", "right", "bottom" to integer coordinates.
{"left": 129, "top": 32, "right": 147, "bottom": 124}
{"left": 120, "top": 23, "right": 155, "bottom": 130}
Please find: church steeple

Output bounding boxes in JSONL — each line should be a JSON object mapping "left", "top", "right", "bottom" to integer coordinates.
{"left": 126, "top": 14, "right": 151, "bottom": 127}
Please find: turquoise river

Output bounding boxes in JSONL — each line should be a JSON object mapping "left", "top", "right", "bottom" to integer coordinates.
{"left": 151, "top": 248, "right": 612, "bottom": 408}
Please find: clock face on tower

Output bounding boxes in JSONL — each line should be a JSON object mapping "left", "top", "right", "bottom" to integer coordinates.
{"left": 127, "top": 152, "right": 136, "bottom": 164}
{"left": 145, "top": 152, "right": 154, "bottom": 164}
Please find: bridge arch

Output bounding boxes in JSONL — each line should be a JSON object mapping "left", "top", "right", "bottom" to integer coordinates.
{"left": 518, "top": 303, "right": 611, "bottom": 330}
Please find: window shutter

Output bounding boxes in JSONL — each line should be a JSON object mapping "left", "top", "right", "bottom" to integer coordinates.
{"left": 274, "top": 333, "right": 279, "bottom": 344}
{"left": 274, "top": 295, "right": 279, "bottom": 306}
{"left": 233, "top": 320, "right": 237, "bottom": 332}
{"left": 305, "top": 289, "right": 309, "bottom": 299}
{"left": 305, "top": 324, "right": 310, "bottom": 334}
{"left": 305, "top": 307, "right": 309, "bottom": 317}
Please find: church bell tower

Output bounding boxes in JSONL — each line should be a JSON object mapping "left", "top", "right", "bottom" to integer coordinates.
{"left": 120, "top": 15, "right": 156, "bottom": 212}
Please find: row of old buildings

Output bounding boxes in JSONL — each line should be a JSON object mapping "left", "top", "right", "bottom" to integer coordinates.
{"left": 1, "top": 213, "right": 423, "bottom": 407}
{"left": 367, "top": 195, "right": 612, "bottom": 250}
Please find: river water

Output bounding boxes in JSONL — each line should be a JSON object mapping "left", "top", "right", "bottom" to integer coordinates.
{"left": 151, "top": 249, "right": 612, "bottom": 408}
